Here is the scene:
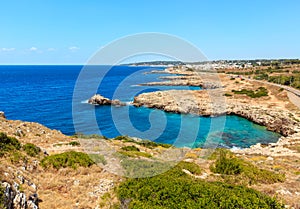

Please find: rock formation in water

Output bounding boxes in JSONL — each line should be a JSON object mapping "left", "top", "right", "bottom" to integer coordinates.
{"left": 0, "top": 111, "right": 5, "bottom": 119}
{"left": 88, "top": 94, "right": 125, "bottom": 106}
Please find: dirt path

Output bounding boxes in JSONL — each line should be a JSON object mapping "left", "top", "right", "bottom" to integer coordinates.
{"left": 287, "top": 92, "right": 300, "bottom": 109}
{"left": 240, "top": 77, "right": 300, "bottom": 110}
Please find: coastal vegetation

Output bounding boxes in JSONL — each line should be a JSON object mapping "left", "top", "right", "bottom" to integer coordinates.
{"left": 116, "top": 161, "right": 284, "bottom": 209}
{"left": 22, "top": 143, "right": 41, "bottom": 157}
{"left": 40, "top": 151, "right": 95, "bottom": 169}
{"left": 232, "top": 87, "right": 268, "bottom": 98}
{"left": 121, "top": 145, "right": 140, "bottom": 152}
{"left": 0, "top": 132, "right": 21, "bottom": 156}
{"left": 210, "top": 149, "right": 285, "bottom": 185}
{"left": 114, "top": 135, "right": 172, "bottom": 149}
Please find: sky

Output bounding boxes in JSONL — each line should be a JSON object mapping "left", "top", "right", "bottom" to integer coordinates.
{"left": 0, "top": 0, "right": 299, "bottom": 64}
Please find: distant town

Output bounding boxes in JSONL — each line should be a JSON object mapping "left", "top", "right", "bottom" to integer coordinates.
{"left": 130, "top": 59, "right": 300, "bottom": 69}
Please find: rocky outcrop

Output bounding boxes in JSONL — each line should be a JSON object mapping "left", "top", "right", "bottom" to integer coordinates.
{"left": 233, "top": 132, "right": 300, "bottom": 157}
{"left": 227, "top": 105, "right": 297, "bottom": 137}
{"left": 88, "top": 94, "right": 125, "bottom": 106}
{"left": 1, "top": 182, "right": 39, "bottom": 209}
{"left": 0, "top": 111, "right": 6, "bottom": 119}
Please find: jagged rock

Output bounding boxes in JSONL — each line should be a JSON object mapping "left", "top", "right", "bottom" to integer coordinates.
{"left": 88, "top": 94, "right": 126, "bottom": 106}
{"left": 0, "top": 111, "right": 5, "bottom": 119}
{"left": 1, "top": 182, "right": 39, "bottom": 209}
{"left": 2, "top": 182, "right": 14, "bottom": 209}
{"left": 13, "top": 192, "right": 26, "bottom": 209}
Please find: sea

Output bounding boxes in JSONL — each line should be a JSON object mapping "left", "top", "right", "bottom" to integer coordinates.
{"left": 0, "top": 65, "right": 280, "bottom": 148}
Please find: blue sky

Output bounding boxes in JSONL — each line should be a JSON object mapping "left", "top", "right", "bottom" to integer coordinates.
{"left": 0, "top": 0, "right": 299, "bottom": 64}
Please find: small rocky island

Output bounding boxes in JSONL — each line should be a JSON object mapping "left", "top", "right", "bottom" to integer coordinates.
{"left": 88, "top": 94, "right": 126, "bottom": 106}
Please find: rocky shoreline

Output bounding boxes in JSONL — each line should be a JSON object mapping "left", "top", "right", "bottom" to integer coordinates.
{"left": 133, "top": 90, "right": 299, "bottom": 137}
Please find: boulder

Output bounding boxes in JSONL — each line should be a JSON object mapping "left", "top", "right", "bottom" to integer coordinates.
{"left": 0, "top": 111, "right": 6, "bottom": 119}
{"left": 88, "top": 94, "right": 125, "bottom": 106}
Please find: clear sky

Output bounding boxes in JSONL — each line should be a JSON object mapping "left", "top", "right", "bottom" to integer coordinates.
{"left": 0, "top": 0, "right": 299, "bottom": 64}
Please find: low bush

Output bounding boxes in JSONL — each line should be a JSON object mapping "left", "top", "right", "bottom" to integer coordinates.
{"left": 120, "top": 158, "right": 172, "bottom": 178}
{"left": 210, "top": 149, "right": 285, "bottom": 185}
{"left": 114, "top": 136, "right": 171, "bottom": 149}
{"left": 9, "top": 152, "right": 27, "bottom": 164}
{"left": 175, "top": 161, "right": 202, "bottom": 175}
{"left": 210, "top": 149, "right": 242, "bottom": 175}
{"left": 232, "top": 87, "right": 268, "bottom": 98}
{"left": 40, "top": 151, "right": 95, "bottom": 169}
{"left": 73, "top": 133, "right": 108, "bottom": 139}
{"left": 69, "top": 141, "right": 80, "bottom": 146}
{"left": 23, "top": 143, "right": 41, "bottom": 157}
{"left": 118, "top": 151, "right": 152, "bottom": 158}
{"left": 117, "top": 161, "right": 284, "bottom": 209}
{"left": 0, "top": 132, "right": 21, "bottom": 156}
{"left": 121, "top": 146, "right": 140, "bottom": 152}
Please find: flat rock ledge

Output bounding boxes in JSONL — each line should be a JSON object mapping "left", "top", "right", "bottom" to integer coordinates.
{"left": 88, "top": 94, "right": 126, "bottom": 106}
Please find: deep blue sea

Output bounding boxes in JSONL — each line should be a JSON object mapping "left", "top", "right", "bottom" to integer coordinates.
{"left": 0, "top": 65, "right": 280, "bottom": 148}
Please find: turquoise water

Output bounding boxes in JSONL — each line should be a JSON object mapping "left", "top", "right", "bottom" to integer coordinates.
{"left": 0, "top": 65, "right": 281, "bottom": 148}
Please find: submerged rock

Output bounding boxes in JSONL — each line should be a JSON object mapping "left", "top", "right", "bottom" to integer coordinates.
{"left": 88, "top": 94, "right": 126, "bottom": 106}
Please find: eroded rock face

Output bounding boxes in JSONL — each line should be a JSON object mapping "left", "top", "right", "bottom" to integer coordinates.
{"left": 88, "top": 94, "right": 125, "bottom": 106}
{"left": 1, "top": 182, "right": 39, "bottom": 209}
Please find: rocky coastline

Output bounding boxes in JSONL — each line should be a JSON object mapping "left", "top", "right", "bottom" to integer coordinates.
{"left": 133, "top": 90, "right": 299, "bottom": 137}
{"left": 133, "top": 66, "right": 300, "bottom": 157}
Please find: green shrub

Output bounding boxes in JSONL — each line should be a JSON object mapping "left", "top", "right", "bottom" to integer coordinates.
{"left": 118, "top": 151, "right": 152, "bottom": 158}
{"left": 9, "top": 152, "right": 27, "bottom": 164}
{"left": 40, "top": 151, "right": 95, "bottom": 169}
{"left": 120, "top": 158, "right": 172, "bottom": 178}
{"left": 114, "top": 135, "right": 132, "bottom": 142}
{"left": 114, "top": 136, "right": 172, "bottom": 149}
{"left": 117, "top": 161, "right": 284, "bottom": 209}
{"left": 121, "top": 146, "right": 140, "bottom": 152}
{"left": 69, "top": 141, "right": 81, "bottom": 146}
{"left": 210, "top": 149, "right": 242, "bottom": 175}
{"left": 232, "top": 87, "right": 268, "bottom": 98}
{"left": 89, "top": 154, "right": 107, "bottom": 165}
{"left": 175, "top": 161, "right": 202, "bottom": 175}
{"left": 210, "top": 149, "right": 285, "bottom": 185}
{"left": 73, "top": 133, "right": 108, "bottom": 139}
{"left": 138, "top": 140, "right": 172, "bottom": 149}
{"left": 0, "top": 132, "right": 21, "bottom": 156}
{"left": 23, "top": 143, "right": 41, "bottom": 157}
